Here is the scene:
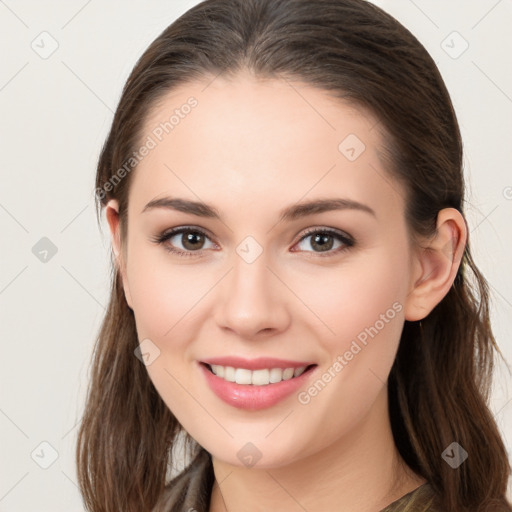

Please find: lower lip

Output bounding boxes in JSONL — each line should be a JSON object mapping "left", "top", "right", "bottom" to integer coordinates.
{"left": 199, "top": 363, "right": 316, "bottom": 410}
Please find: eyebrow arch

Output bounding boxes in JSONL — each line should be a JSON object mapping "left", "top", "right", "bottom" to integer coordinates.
{"left": 141, "top": 196, "right": 376, "bottom": 221}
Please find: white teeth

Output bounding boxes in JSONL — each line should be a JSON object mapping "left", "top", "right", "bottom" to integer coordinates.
{"left": 235, "top": 368, "right": 252, "bottom": 385}
{"left": 252, "top": 369, "right": 269, "bottom": 386}
{"left": 294, "top": 366, "right": 306, "bottom": 377}
{"left": 282, "top": 368, "right": 295, "bottom": 380}
{"left": 211, "top": 365, "right": 224, "bottom": 378}
{"left": 269, "top": 368, "right": 283, "bottom": 383}
{"left": 209, "top": 365, "right": 308, "bottom": 385}
{"left": 224, "top": 366, "right": 236, "bottom": 382}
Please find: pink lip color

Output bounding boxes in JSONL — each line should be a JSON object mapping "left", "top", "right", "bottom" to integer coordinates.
{"left": 198, "top": 360, "right": 316, "bottom": 410}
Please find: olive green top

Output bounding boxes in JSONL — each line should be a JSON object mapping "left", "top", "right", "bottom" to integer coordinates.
{"left": 152, "top": 448, "right": 441, "bottom": 512}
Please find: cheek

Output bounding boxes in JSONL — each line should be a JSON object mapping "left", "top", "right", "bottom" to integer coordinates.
{"left": 298, "top": 250, "right": 405, "bottom": 349}
{"left": 291, "top": 254, "right": 405, "bottom": 441}
{"left": 124, "top": 245, "right": 209, "bottom": 416}
{"left": 125, "top": 242, "right": 210, "bottom": 341}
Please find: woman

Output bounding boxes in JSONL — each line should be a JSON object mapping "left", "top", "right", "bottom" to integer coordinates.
{"left": 76, "top": 0, "right": 512, "bottom": 510}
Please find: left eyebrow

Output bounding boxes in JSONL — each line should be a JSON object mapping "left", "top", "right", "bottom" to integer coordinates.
{"left": 279, "top": 198, "right": 376, "bottom": 221}
{"left": 141, "top": 196, "right": 377, "bottom": 221}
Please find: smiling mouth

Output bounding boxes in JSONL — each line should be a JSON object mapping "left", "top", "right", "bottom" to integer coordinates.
{"left": 201, "top": 362, "right": 317, "bottom": 386}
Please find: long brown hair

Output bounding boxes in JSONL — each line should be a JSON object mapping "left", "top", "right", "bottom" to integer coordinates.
{"left": 76, "top": 0, "right": 512, "bottom": 510}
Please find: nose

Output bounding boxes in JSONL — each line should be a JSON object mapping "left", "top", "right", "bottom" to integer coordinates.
{"left": 213, "top": 249, "right": 291, "bottom": 339}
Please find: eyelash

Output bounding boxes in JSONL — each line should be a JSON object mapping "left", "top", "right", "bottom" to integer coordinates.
{"left": 151, "top": 226, "right": 355, "bottom": 259}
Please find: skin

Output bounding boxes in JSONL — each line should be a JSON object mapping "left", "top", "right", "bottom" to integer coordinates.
{"left": 105, "top": 70, "right": 467, "bottom": 512}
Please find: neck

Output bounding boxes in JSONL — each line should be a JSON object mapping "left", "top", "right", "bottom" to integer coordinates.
{"left": 208, "top": 386, "right": 425, "bottom": 512}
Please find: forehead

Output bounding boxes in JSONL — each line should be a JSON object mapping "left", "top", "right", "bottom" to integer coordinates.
{"left": 128, "top": 72, "right": 403, "bottom": 221}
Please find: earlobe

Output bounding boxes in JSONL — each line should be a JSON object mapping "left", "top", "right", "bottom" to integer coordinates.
{"left": 105, "top": 199, "right": 134, "bottom": 309}
{"left": 404, "top": 208, "right": 467, "bottom": 322}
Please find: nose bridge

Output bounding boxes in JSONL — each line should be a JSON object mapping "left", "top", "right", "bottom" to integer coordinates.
{"left": 229, "top": 241, "right": 274, "bottom": 306}
{"left": 214, "top": 238, "right": 288, "bottom": 335}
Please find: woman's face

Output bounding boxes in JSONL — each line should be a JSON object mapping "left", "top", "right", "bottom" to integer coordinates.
{"left": 108, "top": 71, "right": 421, "bottom": 468}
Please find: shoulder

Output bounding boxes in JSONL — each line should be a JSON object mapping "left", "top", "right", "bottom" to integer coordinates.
{"left": 381, "top": 483, "right": 512, "bottom": 512}
{"left": 379, "top": 482, "right": 443, "bottom": 512}
{"left": 152, "top": 448, "right": 214, "bottom": 512}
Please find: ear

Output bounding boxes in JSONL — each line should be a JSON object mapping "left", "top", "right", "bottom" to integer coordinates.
{"left": 404, "top": 208, "right": 467, "bottom": 321}
{"left": 105, "top": 199, "right": 133, "bottom": 309}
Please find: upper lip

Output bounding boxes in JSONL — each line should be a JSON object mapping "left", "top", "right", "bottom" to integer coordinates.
{"left": 200, "top": 356, "right": 315, "bottom": 370}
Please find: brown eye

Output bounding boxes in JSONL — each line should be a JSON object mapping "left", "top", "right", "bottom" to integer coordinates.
{"left": 309, "top": 232, "right": 335, "bottom": 252}
{"left": 180, "top": 230, "right": 206, "bottom": 250}
{"left": 153, "top": 227, "right": 215, "bottom": 257}
{"left": 294, "top": 228, "right": 354, "bottom": 256}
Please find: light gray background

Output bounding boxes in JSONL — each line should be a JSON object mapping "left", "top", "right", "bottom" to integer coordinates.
{"left": 1, "top": 0, "right": 511, "bottom": 510}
